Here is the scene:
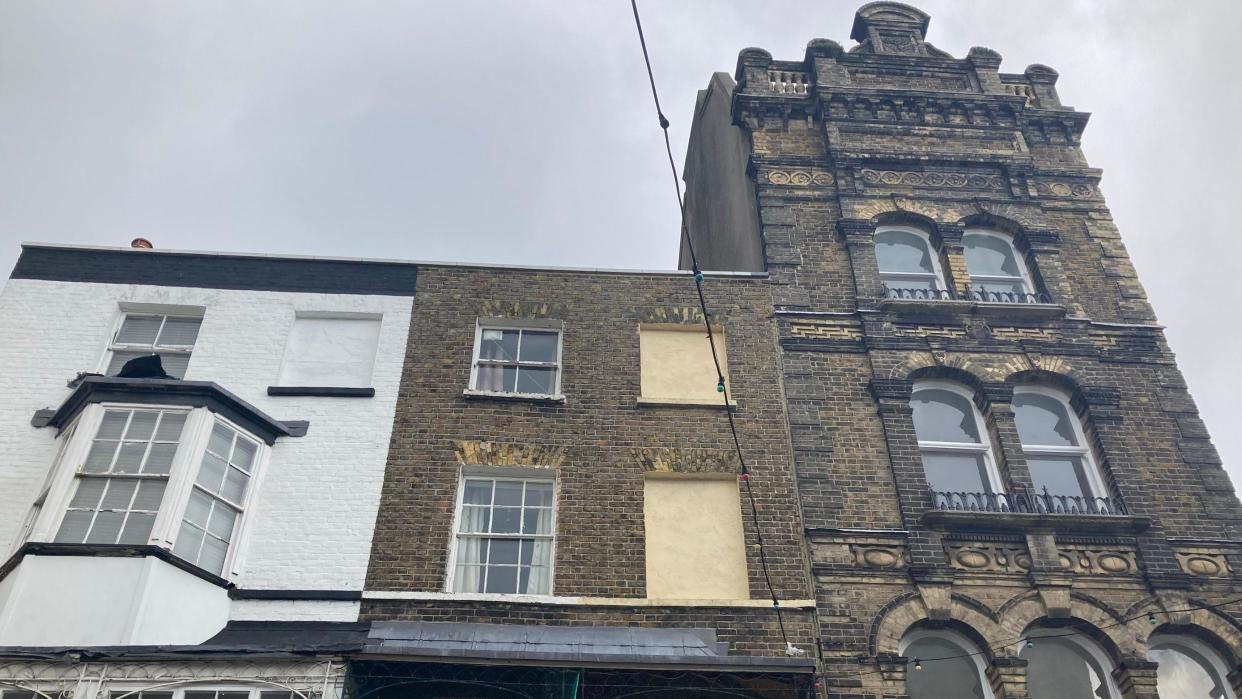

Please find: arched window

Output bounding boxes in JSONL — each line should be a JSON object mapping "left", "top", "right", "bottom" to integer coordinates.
{"left": 875, "top": 227, "right": 946, "bottom": 298}
{"left": 963, "top": 230, "right": 1034, "bottom": 301}
{"left": 901, "top": 627, "right": 994, "bottom": 699}
{"left": 1148, "top": 634, "right": 1238, "bottom": 698}
{"left": 910, "top": 382, "right": 1004, "bottom": 507}
{"left": 1012, "top": 387, "right": 1110, "bottom": 508}
{"left": 1020, "top": 629, "right": 1120, "bottom": 699}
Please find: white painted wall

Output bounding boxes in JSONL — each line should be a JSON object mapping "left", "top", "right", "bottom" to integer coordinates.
{"left": 0, "top": 276, "right": 413, "bottom": 639}
{"left": 0, "top": 555, "right": 230, "bottom": 646}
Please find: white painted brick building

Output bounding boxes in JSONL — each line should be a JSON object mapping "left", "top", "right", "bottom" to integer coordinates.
{"left": 0, "top": 243, "right": 416, "bottom": 649}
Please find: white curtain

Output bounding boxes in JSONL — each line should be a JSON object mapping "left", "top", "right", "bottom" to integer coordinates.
{"left": 454, "top": 505, "right": 490, "bottom": 592}
{"left": 477, "top": 364, "right": 505, "bottom": 391}
{"left": 523, "top": 507, "right": 555, "bottom": 594}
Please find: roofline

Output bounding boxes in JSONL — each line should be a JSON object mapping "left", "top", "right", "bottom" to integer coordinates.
{"left": 17, "top": 242, "right": 769, "bottom": 279}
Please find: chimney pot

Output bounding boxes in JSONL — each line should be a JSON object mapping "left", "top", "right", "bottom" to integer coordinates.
{"left": 130, "top": 238, "right": 153, "bottom": 249}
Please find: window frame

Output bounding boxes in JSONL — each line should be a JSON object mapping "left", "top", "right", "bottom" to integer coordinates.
{"left": 101, "top": 309, "right": 205, "bottom": 379}
{"left": 962, "top": 229, "right": 1035, "bottom": 297}
{"left": 25, "top": 402, "right": 269, "bottom": 580}
{"left": 1012, "top": 386, "right": 1109, "bottom": 501}
{"left": 874, "top": 225, "right": 947, "bottom": 295}
{"left": 1020, "top": 628, "right": 1121, "bottom": 699}
{"left": 1147, "top": 633, "right": 1239, "bottom": 699}
{"left": 106, "top": 685, "right": 315, "bottom": 699}
{"left": 911, "top": 380, "right": 1005, "bottom": 496}
{"left": 899, "top": 627, "right": 996, "bottom": 699}
{"left": 444, "top": 469, "right": 558, "bottom": 597}
{"left": 467, "top": 319, "right": 565, "bottom": 398}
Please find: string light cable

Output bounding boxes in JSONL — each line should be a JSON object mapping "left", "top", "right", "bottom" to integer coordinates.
{"left": 628, "top": 0, "right": 800, "bottom": 658}
{"left": 847, "top": 594, "right": 1242, "bottom": 680}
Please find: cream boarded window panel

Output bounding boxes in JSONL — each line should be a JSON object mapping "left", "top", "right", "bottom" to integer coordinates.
{"left": 639, "top": 326, "right": 728, "bottom": 402}
{"left": 278, "top": 316, "right": 382, "bottom": 388}
{"left": 643, "top": 478, "right": 748, "bottom": 599}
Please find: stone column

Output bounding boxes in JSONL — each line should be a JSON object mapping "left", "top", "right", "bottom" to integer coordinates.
{"left": 1114, "top": 658, "right": 1161, "bottom": 699}
{"left": 988, "top": 656, "right": 1031, "bottom": 699}
{"left": 935, "top": 221, "right": 970, "bottom": 297}
{"left": 839, "top": 218, "right": 886, "bottom": 304}
{"left": 870, "top": 378, "right": 946, "bottom": 570}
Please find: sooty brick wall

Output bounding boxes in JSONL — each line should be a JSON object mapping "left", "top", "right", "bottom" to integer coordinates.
{"left": 363, "top": 265, "right": 814, "bottom": 656}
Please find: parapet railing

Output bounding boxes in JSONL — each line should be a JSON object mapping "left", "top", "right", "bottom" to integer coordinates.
{"left": 928, "top": 487, "right": 1128, "bottom": 516}
{"left": 768, "top": 70, "right": 811, "bottom": 95}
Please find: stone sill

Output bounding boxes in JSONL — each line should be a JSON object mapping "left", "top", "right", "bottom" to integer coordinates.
{"left": 636, "top": 396, "right": 737, "bottom": 409}
{"left": 462, "top": 389, "right": 566, "bottom": 404}
{"left": 877, "top": 298, "right": 1067, "bottom": 322}
{"left": 922, "top": 510, "right": 1150, "bottom": 535}
{"left": 267, "top": 386, "right": 375, "bottom": 398}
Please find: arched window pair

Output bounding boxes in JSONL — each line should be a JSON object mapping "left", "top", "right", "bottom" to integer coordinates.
{"left": 875, "top": 225, "right": 1036, "bottom": 302}
{"left": 910, "top": 382, "right": 1108, "bottom": 510}
{"left": 903, "top": 627, "right": 1238, "bottom": 699}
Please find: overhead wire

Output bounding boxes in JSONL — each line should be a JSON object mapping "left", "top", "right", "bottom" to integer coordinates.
{"left": 628, "top": 0, "right": 795, "bottom": 653}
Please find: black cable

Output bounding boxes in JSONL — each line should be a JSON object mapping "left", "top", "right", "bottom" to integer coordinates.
{"left": 629, "top": 0, "right": 793, "bottom": 650}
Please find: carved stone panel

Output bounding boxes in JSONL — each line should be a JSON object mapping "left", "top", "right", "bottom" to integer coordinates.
{"left": 850, "top": 544, "right": 908, "bottom": 570}
{"left": 1175, "top": 549, "right": 1232, "bottom": 578}
{"left": 945, "top": 542, "right": 1031, "bottom": 573}
{"left": 1057, "top": 545, "right": 1139, "bottom": 575}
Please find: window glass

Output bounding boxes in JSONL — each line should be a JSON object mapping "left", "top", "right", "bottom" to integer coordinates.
{"left": 473, "top": 326, "right": 561, "bottom": 395}
{"left": 921, "top": 452, "right": 990, "bottom": 493}
{"left": 1149, "top": 636, "right": 1234, "bottom": 699}
{"left": 964, "top": 233, "right": 1022, "bottom": 277}
{"left": 1021, "top": 635, "right": 1115, "bottom": 699}
{"left": 453, "top": 477, "right": 555, "bottom": 594}
{"left": 904, "top": 633, "right": 990, "bottom": 699}
{"left": 174, "top": 420, "right": 258, "bottom": 575}
{"left": 1013, "top": 393, "right": 1078, "bottom": 446}
{"left": 56, "top": 409, "right": 186, "bottom": 545}
{"left": 1027, "top": 456, "right": 1094, "bottom": 499}
{"left": 107, "top": 313, "right": 202, "bottom": 379}
{"left": 277, "top": 315, "right": 382, "bottom": 388}
{"left": 876, "top": 231, "right": 936, "bottom": 274}
{"left": 911, "top": 389, "right": 981, "bottom": 443}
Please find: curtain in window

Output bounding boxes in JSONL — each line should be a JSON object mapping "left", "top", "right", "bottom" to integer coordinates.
{"left": 454, "top": 505, "right": 489, "bottom": 592}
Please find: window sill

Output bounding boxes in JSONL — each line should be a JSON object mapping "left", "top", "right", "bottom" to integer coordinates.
{"left": 267, "top": 386, "right": 375, "bottom": 398}
{"left": 636, "top": 396, "right": 737, "bottom": 409}
{"left": 462, "top": 389, "right": 566, "bottom": 404}
{"left": 922, "top": 510, "right": 1151, "bottom": 535}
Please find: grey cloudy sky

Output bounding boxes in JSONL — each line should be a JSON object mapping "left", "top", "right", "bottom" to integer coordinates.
{"left": 2, "top": 1, "right": 1239, "bottom": 484}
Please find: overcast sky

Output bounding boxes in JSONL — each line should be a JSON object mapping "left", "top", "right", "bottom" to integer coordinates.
{"left": 1, "top": 1, "right": 1238, "bottom": 486}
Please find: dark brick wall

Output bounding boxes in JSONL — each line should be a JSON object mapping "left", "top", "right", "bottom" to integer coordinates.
{"left": 363, "top": 265, "right": 813, "bottom": 657}
{"left": 684, "top": 2, "right": 1242, "bottom": 695}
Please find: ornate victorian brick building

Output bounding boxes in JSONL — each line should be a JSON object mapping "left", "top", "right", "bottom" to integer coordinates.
{"left": 682, "top": 2, "right": 1242, "bottom": 697}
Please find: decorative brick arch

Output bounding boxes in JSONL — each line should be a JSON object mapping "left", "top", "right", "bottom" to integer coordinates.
{"left": 903, "top": 361, "right": 993, "bottom": 389}
{"left": 871, "top": 591, "right": 1005, "bottom": 657}
{"left": 1127, "top": 595, "right": 1242, "bottom": 667}
{"left": 1004, "top": 365, "right": 1085, "bottom": 393}
{"left": 996, "top": 590, "right": 1133, "bottom": 658}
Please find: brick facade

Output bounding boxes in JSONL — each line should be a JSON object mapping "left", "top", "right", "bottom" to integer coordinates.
{"left": 683, "top": 3, "right": 1242, "bottom": 697}
{"left": 362, "top": 265, "right": 816, "bottom": 660}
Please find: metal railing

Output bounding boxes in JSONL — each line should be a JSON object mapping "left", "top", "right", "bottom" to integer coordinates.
{"left": 883, "top": 285, "right": 1053, "bottom": 305}
{"left": 929, "top": 486, "right": 1128, "bottom": 516}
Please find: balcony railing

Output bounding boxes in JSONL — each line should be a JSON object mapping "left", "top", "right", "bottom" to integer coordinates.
{"left": 883, "top": 285, "right": 1053, "bottom": 305}
{"left": 929, "top": 486, "right": 1128, "bottom": 516}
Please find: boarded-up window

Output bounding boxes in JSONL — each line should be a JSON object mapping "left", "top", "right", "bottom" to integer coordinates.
{"left": 278, "top": 315, "right": 382, "bottom": 387}
{"left": 639, "top": 326, "right": 728, "bottom": 403}
{"left": 643, "top": 477, "right": 748, "bottom": 599}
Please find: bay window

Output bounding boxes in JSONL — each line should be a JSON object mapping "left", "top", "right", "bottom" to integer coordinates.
{"left": 35, "top": 403, "right": 267, "bottom": 577}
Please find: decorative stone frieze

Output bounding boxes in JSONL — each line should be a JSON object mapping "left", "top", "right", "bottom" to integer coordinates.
{"left": 788, "top": 319, "right": 863, "bottom": 341}
{"left": 1056, "top": 545, "right": 1139, "bottom": 575}
{"left": 763, "top": 169, "right": 835, "bottom": 186}
{"left": 1175, "top": 549, "right": 1232, "bottom": 578}
{"left": 850, "top": 544, "right": 908, "bottom": 570}
{"left": 859, "top": 169, "right": 1006, "bottom": 191}
{"left": 945, "top": 542, "right": 1031, "bottom": 573}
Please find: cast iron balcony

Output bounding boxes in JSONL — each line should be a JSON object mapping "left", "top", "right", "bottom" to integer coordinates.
{"left": 883, "top": 285, "right": 1053, "bottom": 305}
{"left": 929, "top": 486, "right": 1128, "bottom": 517}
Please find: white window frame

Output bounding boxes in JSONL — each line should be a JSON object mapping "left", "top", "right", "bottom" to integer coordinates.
{"left": 107, "top": 685, "right": 315, "bottom": 699}
{"left": 911, "top": 380, "right": 1005, "bottom": 495}
{"left": 467, "top": 319, "right": 564, "bottom": 398}
{"left": 25, "top": 402, "right": 269, "bottom": 580}
{"left": 444, "top": 467, "right": 558, "bottom": 598}
{"left": 899, "top": 627, "right": 996, "bottom": 699}
{"left": 1012, "top": 386, "right": 1109, "bottom": 501}
{"left": 874, "top": 225, "right": 947, "bottom": 294}
{"left": 1148, "top": 633, "right": 1240, "bottom": 699}
{"left": 962, "top": 229, "right": 1035, "bottom": 297}
{"left": 1021, "top": 628, "right": 1122, "bottom": 699}
{"left": 100, "top": 306, "right": 206, "bottom": 379}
